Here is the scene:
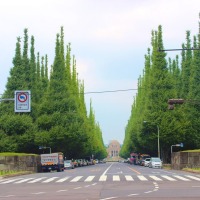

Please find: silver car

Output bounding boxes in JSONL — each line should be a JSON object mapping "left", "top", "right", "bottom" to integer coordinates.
{"left": 149, "top": 157, "right": 162, "bottom": 169}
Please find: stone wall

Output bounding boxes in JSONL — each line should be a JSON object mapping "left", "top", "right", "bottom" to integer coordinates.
{"left": 0, "top": 155, "right": 40, "bottom": 172}
{"left": 171, "top": 152, "right": 200, "bottom": 170}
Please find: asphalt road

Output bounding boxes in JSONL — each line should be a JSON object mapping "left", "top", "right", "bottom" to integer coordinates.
{"left": 0, "top": 162, "right": 200, "bottom": 200}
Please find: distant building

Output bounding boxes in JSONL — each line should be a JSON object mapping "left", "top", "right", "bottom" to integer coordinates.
{"left": 107, "top": 140, "right": 121, "bottom": 158}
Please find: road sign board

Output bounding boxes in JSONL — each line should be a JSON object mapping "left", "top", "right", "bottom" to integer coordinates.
{"left": 15, "top": 90, "right": 31, "bottom": 112}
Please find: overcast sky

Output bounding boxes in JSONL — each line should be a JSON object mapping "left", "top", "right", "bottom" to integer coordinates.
{"left": 0, "top": 0, "right": 200, "bottom": 145}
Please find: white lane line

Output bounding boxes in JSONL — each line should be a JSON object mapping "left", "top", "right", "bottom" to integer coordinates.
{"left": 113, "top": 175, "right": 120, "bottom": 181}
{"left": 0, "top": 195, "right": 15, "bottom": 198}
{"left": 99, "top": 175, "right": 107, "bottom": 181}
{"left": 137, "top": 175, "right": 148, "bottom": 181}
{"left": 14, "top": 178, "right": 34, "bottom": 184}
{"left": 31, "top": 192, "right": 46, "bottom": 195}
{"left": 125, "top": 175, "right": 134, "bottom": 181}
{"left": 185, "top": 175, "right": 200, "bottom": 181}
{"left": 100, "top": 197, "right": 117, "bottom": 200}
{"left": 173, "top": 175, "right": 190, "bottom": 181}
{"left": 42, "top": 177, "right": 59, "bottom": 183}
{"left": 56, "top": 177, "right": 70, "bottom": 183}
{"left": 74, "top": 187, "right": 82, "bottom": 189}
{"left": 149, "top": 175, "right": 162, "bottom": 181}
{"left": 28, "top": 177, "right": 47, "bottom": 183}
{"left": 85, "top": 176, "right": 95, "bottom": 182}
{"left": 127, "top": 193, "right": 139, "bottom": 196}
{"left": 161, "top": 175, "right": 176, "bottom": 181}
{"left": 144, "top": 191, "right": 153, "bottom": 193}
{"left": 70, "top": 176, "right": 83, "bottom": 182}
{"left": 101, "top": 163, "right": 114, "bottom": 176}
{"left": 57, "top": 190, "right": 68, "bottom": 192}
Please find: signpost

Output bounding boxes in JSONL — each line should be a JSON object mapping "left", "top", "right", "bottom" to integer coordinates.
{"left": 15, "top": 90, "right": 31, "bottom": 112}
{"left": 171, "top": 143, "right": 184, "bottom": 153}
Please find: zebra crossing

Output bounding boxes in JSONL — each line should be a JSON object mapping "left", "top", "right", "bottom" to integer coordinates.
{"left": 0, "top": 174, "right": 200, "bottom": 184}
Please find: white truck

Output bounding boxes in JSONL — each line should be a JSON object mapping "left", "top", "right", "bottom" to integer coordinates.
{"left": 41, "top": 152, "right": 64, "bottom": 172}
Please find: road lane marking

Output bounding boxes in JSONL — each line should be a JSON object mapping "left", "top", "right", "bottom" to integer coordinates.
{"left": 85, "top": 176, "right": 95, "bottom": 182}
{"left": 125, "top": 175, "right": 134, "bottom": 181}
{"left": 56, "top": 177, "right": 70, "bottom": 182}
{"left": 128, "top": 167, "right": 141, "bottom": 174}
{"left": 31, "top": 192, "right": 46, "bottom": 195}
{"left": 99, "top": 175, "right": 107, "bottom": 181}
{"left": 149, "top": 175, "right": 162, "bottom": 181}
{"left": 74, "top": 187, "right": 82, "bottom": 189}
{"left": 113, "top": 175, "right": 120, "bottom": 181}
{"left": 28, "top": 177, "right": 47, "bottom": 183}
{"left": 137, "top": 175, "right": 148, "bottom": 181}
{"left": 57, "top": 190, "right": 68, "bottom": 192}
{"left": 161, "top": 175, "right": 176, "bottom": 181}
{"left": 0, "top": 178, "right": 23, "bottom": 184}
{"left": 14, "top": 178, "right": 34, "bottom": 184}
{"left": 42, "top": 177, "right": 58, "bottom": 183}
{"left": 173, "top": 175, "right": 190, "bottom": 181}
{"left": 185, "top": 175, "right": 200, "bottom": 181}
{"left": 127, "top": 194, "right": 139, "bottom": 196}
{"left": 101, "top": 163, "right": 114, "bottom": 176}
{"left": 70, "top": 176, "right": 83, "bottom": 182}
{"left": 100, "top": 197, "right": 117, "bottom": 200}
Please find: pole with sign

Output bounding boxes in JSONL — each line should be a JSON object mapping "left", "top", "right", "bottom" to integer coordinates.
{"left": 15, "top": 90, "right": 31, "bottom": 112}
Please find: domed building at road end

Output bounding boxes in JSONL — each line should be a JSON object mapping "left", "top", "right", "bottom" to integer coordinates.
{"left": 107, "top": 140, "right": 121, "bottom": 160}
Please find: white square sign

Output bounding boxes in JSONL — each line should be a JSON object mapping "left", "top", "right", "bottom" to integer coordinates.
{"left": 15, "top": 90, "right": 31, "bottom": 112}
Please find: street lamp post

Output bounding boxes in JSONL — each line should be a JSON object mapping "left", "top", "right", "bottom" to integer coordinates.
{"left": 157, "top": 125, "right": 160, "bottom": 159}
{"left": 143, "top": 121, "right": 160, "bottom": 158}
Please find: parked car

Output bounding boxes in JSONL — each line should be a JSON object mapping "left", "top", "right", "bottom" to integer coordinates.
{"left": 64, "top": 160, "right": 74, "bottom": 169}
{"left": 149, "top": 157, "right": 162, "bottom": 169}
{"left": 144, "top": 158, "right": 151, "bottom": 167}
{"left": 77, "top": 159, "right": 83, "bottom": 167}
{"left": 73, "top": 159, "right": 78, "bottom": 168}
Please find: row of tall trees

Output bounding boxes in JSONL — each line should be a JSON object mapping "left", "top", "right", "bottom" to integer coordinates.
{"left": 0, "top": 27, "right": 107, "bottom": 159}
{"left": 120, "top": 19, "right": 200, "bottom": 162}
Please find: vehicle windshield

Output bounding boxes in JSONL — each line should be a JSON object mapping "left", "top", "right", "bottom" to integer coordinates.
{"left": 152, "top": 158, "right": 161, "bottom": 162}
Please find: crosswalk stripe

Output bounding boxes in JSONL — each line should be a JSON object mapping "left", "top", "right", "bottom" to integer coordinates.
{"left": 14, "top": 178, "right": 34, "bottom": 184}
{"left": 84, "top": 176, "right": 95, "bottom": 182}
{"left": 125, "top": 175, "right": 134, "bottom": 181}
{"left": 113, "top": 175, "right": 120, "bottom": 181}
{"left": 56, "top": 177, "right": 70, "bottom": 183}
{"left": 138, "top": 175, "right": 148, "bottom": 181}
{"left": 28, "top": 177, "right": 47, "bottom": 183}
{"left": 99, "top": 175, "right": 107, "bottom": 181}
{"left": 173, "top": 175, "right": 190, "bottom": 181}
{"left": 185, "top": 175, "right": 200, "bottom": 181}
{"left": 1, "top": 174, "right": 200, "bottom": 184}
{"left": 0, "top": 178, "right": 23, "bottom": 184}
{"left": 70, "top": 176, "right": 83, "bottom": 182}
{"left": 42, "top": 177, "right": 59, "bottom": 183}
{"left": 149, "top": 176, "right": 162, "bottom": 181}
{"left": 161, "top": 175, "right": 176, "bottom": 181}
